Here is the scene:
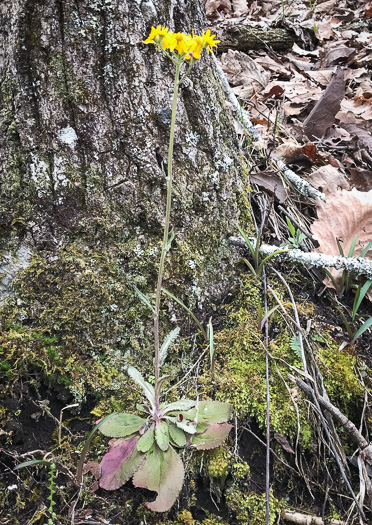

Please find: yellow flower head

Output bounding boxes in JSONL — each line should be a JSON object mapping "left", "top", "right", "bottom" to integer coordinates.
{"left": 202, "top": 29, "right": 220, "bottom": 53}
{"left": 170, "top": 32, "right": 193, "bottom": 55}
{"left": 143, "top": 27, "right": 219, "bottom": 61}
{"left": 143, "top": 25, "right": 170, "bottom": 46}
{"left": 189, "top": 35, "right": 203, "bottom": 60}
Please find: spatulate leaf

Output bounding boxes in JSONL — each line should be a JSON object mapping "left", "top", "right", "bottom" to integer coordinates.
{"left": 155, "top": 421, "right": 170, "bottom": 451}
{"left": 99, "top": 436, "right": 143, "bottom": 490}
{"left": 99, "top": 413, "right": 146, "bottom": 437}
{"left": 137, "top": 424, "right": 155, "bottom": 453}
{"left": 191, "top": 423, "right": 233, "bottom": 450}
{"left": 132, "top": 445, "right": 184, "bottom": 512}
{"left": 168, "top": 423, "right": 187, "bottom": 447}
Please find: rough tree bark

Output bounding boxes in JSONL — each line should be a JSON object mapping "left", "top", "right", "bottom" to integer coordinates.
{"left": 0, "top": 1, "right": 248, "bottom": 395}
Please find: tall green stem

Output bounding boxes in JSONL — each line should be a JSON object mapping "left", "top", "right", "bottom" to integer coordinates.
{"left": 154, "top": 60, "right": 182, "bottom": 407}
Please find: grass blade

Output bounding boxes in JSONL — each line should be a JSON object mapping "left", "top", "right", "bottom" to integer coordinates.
{"left": 162, "top": 287, "right": 208, "bottom": 340}
{"left": 352, "top": 317, "right": 372, "bottom": 344}
{"left": 347, "top": 235, "right": 357, "bottom": 257}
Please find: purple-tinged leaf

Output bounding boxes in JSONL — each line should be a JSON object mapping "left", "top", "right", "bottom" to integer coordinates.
{"left": 132, "top": 445, "right": 184, "bottom": 512}
{"left": 191, "top": 423, "right": 233, "bottom": 450}
{"left": 136, "top": 403, "right": 152, "bottom": 415}
{"left": 99, "top": 436, "right": 144, "bottom": 490}
{"left": 155, "top": 421, "right": 169, "bottom": 451}
{"left": 99, "top": 413, "right": 146, "bottom": 437}
{"left": 168, "top": 422, "right": 186, "bottom": 448}
{"left": 137, "top": 424, "right": 155, "bottom": 453}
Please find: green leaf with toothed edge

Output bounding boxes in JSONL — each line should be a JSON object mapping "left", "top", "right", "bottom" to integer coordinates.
{"left": 191, "top": 423, "right": 233, "bottom": 450}
{"left": 161, "top": 399, "right": 196, "bottom": 413}
{"left": 169, "top": 401, "right": 232, "bottom": 424}
{"left": 167, "top": 416, "right": 196, "bottom": 435}
{"left": 132, "top": 445, "right": 185, "bottom": 512}
{"left": 159, "top": 327, "right": 180, "bottom": 367}
{"left": 98, "top": 413, "right": 146, "bottom": 437}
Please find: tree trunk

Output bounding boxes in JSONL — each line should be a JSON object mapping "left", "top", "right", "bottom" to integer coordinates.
{"left": 0, "top": 1, "right": 247, "bottom": 395}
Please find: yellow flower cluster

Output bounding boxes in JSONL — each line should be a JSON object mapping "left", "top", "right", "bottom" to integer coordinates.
{"left": 143, "top": 26, "right": 219, "bottom": 60}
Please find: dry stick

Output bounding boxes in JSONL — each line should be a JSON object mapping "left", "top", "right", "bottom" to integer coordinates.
{"left": 212, "top": 54, "right": 325, "bottom": 202}
{"left": 211, "top": 54, "right": 260, "bottom": 141}
{"left": 229, "top": 236, "right": 372, "bottom": 280}
{"left": 282, "top": 510, "right": 345, "bottom": 524}
{"left": 290, "top": 376, "right": 371, "bottom": 456}
{"left": 272, "top": 268, "right": 366, "bottom": 520}
{"left": 263, "top": 268, "right": 270, "bottom": 525}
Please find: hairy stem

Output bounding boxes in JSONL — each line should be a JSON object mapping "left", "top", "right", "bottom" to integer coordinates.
{"left": 154, "top": 60, "right": 181, "bottom": 408}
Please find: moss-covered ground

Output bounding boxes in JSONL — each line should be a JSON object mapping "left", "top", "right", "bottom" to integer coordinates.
{"left": 1, "top": 240, "right": 370, "bottom": 523}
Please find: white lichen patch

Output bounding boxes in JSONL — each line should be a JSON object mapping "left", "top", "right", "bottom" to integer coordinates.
{"left": 0, "top": 244, "right": 33, "bottom": 302}
{"left": 185, "top": 129, "right": 200, "bottom": 146}
{"left": 58, "top": 126, "right": 78, "bottom": 148}
{"left": 30, "top": 155, "right": 50, "bottom": 197}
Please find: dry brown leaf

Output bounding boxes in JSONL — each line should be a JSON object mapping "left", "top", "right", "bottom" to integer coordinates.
{"left": 250, "top": 171, "right": 287, "bottom": 203}
{"left": 274, "top": 433, "right": 295, "bottom": 454}
{"left": 325, "top": 45, "right": 356, "bottom": 66}
{"left": 314, "top": 0, "right": 337, "bottom": 13}
{"left": 348, "top": 168, "right": 372, "bottom": 191}
{"left": 261, "top": 76, "right": 322, "bottom": 108}
{"left": 206, "top": 0, "right": 232, "bottom": 17}
{"left": 312, "top": 189, "right": 372, "bottom": 292}
{"left": 220, "top": 49, "right": 270, "bottom": 99}
{"left": 315, "top": 19, "right": 335, "bottom": 41}
{"left": 232, "top": 0, "right": 248, "bottom": 15}
{"left": 339, "top": 100, "right": 372, "bottom": 121}
{"left": 276, "top": 141, "right": 302, "bottom": 163}
{"left": 306, "top": 70, "right": 335, "bottom": 87}
{"left": 307, "top": 165, "right": 350, "bottom": 195}
{"left": 303, "top": 68, "right": 345, "bottom": 141}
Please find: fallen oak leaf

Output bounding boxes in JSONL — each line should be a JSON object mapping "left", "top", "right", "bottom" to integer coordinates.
{"left": 250, "top": 171, "right": 287, "bottom": 203}
{"left": 312, "top": 189, "right": 372, "bottom": 294}
{"left": 307, "top": 165, "right": 350, "bottom": 195}
{"left": 303, "top": 68, "right": 345, "bottom": 141}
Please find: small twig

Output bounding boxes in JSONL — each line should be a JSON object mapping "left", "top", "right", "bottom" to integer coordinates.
{"left": 229, "top": 236, "right": 372, "bottom": 280}
{"left": 277, "top": 159, "right": 326, "bottom": 201}
{"left": 59, "top": 404, "right": 79, "bottom": 446}
{"left": 290, "top": 376, "right": 371, "bottom": 454}
{"left": 164, "top": 348, "right": 208, "bottom": 396}
{"left": 273, "top": 269, "right": 365, "bottom": 520}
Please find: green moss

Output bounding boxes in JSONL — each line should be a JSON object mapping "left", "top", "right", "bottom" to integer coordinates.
{"left": 225, "top": 488, "right": 279, "bottom": 524}
{"left": 317, "top": 338, "right": 364, "bottom": 407}
{"left": 207, "top": 446, "right": 229, "bottom": 479}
